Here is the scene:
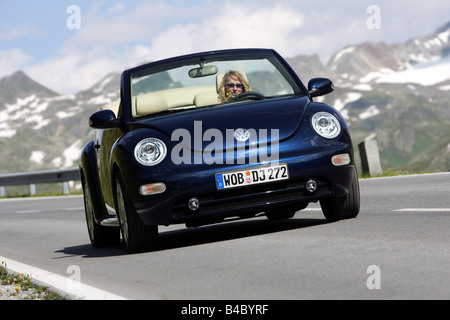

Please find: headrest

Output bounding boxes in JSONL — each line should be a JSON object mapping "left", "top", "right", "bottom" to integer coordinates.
{"left": 134, "top": 92, "right": 168, "bottom": 116}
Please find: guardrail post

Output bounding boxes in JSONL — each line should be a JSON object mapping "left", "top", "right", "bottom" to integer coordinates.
{"left": 63, "top": 182, "right": 70, "bottom": 195}
{"left": 358, "top": 133, "right": 382, "bottom": 176}
{"left": 30, "top": 184, "right": 37, "bottom": 196}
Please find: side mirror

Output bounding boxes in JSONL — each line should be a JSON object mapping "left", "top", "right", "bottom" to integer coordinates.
{"left": 89, "top": 109, "right": 120, "bottom": 129}
{"left": 308, "top": 78, "right": 334, "bottom": 98}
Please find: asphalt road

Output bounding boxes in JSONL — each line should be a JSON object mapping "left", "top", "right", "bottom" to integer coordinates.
{"left": 1, "top": 173, "right": 449, "bottom": 300}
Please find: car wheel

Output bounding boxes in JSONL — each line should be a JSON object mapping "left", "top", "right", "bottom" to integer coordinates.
{"left": 82, "top": 177, "right": 120, "bottom": 247}
{"left": 115, "top": 172, "right": 158, "bottom": 253}
{"left": 320, "top": 172, "right": 360, "bottom": 222}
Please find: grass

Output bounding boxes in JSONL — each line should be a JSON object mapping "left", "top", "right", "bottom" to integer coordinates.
{"left": 0, "top": 261, "right": 68, "bottom": 300}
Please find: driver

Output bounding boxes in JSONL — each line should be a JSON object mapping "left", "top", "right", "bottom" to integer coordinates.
{"left": 218, "top": 70, "right": 252, "bottom": 102}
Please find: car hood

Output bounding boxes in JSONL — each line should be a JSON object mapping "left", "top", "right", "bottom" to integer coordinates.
{"left": 133, "top": 96, "right": 309, "bottom": 150}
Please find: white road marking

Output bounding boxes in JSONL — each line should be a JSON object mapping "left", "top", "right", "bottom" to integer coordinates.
{"left": 0, "top": 195, "right": 82, "bottom": 202}
{"left": 0, "top": 255, "right": 128, "bottom": 300}
{"left": 394, "top": 208, "right": 450, "bottom": 212}
{"left": 63, "top": 207, "right": 84, "bottom": 211}
{"left": 11, "top": 208, "right": 83, "bottom": 214}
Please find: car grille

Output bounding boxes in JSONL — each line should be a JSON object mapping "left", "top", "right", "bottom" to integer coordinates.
{"left": 172, "top": 178, "right": 331, "bottom": 218}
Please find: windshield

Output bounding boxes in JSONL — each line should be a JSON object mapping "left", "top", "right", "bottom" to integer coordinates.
{"left": 130, "top": 51, "right": 303, "bottom": 118}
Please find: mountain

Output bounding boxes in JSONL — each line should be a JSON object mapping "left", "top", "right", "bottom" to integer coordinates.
{"left": 327, "top": 20, "right": 450, "bottom": 85}
{"left": 0, "top": 71, "right": 120, "bottom": 173}
{"left": 300, "top": 20, "right": 450, "bottom": 173}
{"left": 0, "top": 21, "right": 449, "bottom": 175}
{"left": 0, "top": 71, "right": 58, "bottom": 106}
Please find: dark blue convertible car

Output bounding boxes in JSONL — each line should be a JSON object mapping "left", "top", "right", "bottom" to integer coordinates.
{"left": 80, "top": 48, "right": 360, "bottom": 253}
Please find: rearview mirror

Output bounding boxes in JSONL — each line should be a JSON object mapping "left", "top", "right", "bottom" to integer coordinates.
{"left": 188, "top": 65, "right": 218, "bottom": 78}
{"left": 308, "top": 78, "right": 334, "bottom": 98}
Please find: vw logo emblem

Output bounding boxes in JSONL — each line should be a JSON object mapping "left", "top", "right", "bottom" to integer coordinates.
{"left": 234, "top": 128, "right": 251, "bottom": 142}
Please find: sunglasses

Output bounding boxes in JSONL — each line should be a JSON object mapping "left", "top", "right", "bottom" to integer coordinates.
{"left": 226, "top": 83, "right": 243, "bottom": 89}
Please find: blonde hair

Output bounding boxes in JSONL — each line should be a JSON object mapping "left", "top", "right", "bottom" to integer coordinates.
{"left": 218, "top": 71, "right": 251, "bottom": 102}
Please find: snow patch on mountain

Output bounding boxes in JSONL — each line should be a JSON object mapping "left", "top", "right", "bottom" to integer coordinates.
{"left": 359, "top": 68, "right": 394, "bottom": 83}
{"left": 375, "top": 56, "right": 450, "bottom": 86}
{"left": 439, "top": 84, "right": 450, "bottom": 91}
{"left": 334, "top": 92, "right": 362, "bottom": 111}
{"left": 353, "top": 83, "right": 372, "bottom": 91}
{"left": 422, "top": 28, "right": 450, "bottom": 48}
{"left": 25, "top": 114, "right": 50, "bottom": 129}
{"left": 30, "top": 151, "right": 45, "bottom": 165}
{"left": 93, "top": 75, "right": 115, "bottom": 94}
{"left": 0, "top": 94, "right": 53, "bottom": 133}
{"left": 0, "top": 123, "right": 16, "bottom": 138}
{"left": 56, "top": 106, "right": 83, "bottom": 119}
{"left": 359, "top": 105, "right": 380, "bottom": 120}
{"left": 331, "top": 46, "right": 356, "bottom": 68}
{"left": 62, "top": 140, "right": 83, "bottom": 168}
{"left": 51, "top": 140, "right": 83, "bottom": 168}
{"left": 88, "top": 94, "right": 114, "bottom": 106}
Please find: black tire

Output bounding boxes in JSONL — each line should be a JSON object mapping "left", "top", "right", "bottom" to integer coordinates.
{"left": 82, "top": 177, "right": 120, "bottom": 247}
{"left": 320, "top": 173, "right": 360, "bottom": 222}
{"left": 115, "top": 172, "right": 158, "bottom": 253}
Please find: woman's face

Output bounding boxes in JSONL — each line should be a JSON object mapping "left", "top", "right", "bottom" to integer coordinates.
{"left": 224, "top": 76, "right": 243, "bottom": 98}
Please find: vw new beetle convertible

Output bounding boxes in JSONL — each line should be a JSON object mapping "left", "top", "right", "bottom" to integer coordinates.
{"left": 80, "top": 48, "right": 360, "bottom": 253}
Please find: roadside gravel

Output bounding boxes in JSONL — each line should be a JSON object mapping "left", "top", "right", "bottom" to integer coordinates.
{"left": 0, "top": 284, "right": 50, "bottom": 300}
{"left": 1, "top": 263, "right": 68, "bottom": 300}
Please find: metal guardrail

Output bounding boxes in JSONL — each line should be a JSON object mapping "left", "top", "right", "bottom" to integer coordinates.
{"left": 0, "top": 168, "right": 80, "bottom": 197}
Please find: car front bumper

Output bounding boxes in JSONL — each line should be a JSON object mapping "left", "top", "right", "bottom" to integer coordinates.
{"left": 129, "top": 143, "right": 357, "bottom": 226}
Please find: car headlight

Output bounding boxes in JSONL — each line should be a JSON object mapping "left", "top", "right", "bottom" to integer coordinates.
{"left": 134, "top": 138, "right": 167, "bottom": 166}
{"left": 311, "top": 112, "right": 341, "bottom": 139}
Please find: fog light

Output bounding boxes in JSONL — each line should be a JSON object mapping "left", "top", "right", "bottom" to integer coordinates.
{"left": 332, "top": 153, "right": 351, "bottom": 166}
{"left": 306, "top": 179, "right": 318, "bottom": 193}
{"left": 188, "top": 197, "right": 200, "bottom": 211}
{"left": 139, "top": 183, "right": 166, "bottom": 196}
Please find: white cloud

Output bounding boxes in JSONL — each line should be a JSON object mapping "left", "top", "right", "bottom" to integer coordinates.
{"left": 21, "top": 3, "right": 307, "bottom": 94}
{"left": 61, "top": 1, "right": 182, "bottom": 50}
{"left": 0, "top": 25, "right": 38, "bottom": 41}
{"left": 25, "top": 51, "right": 123, "bottom": 94}
{"left": 4, "top": 0, "right": 449, "bottom": 95}
{"left": 109, "top": 2, "right": 126, "bottom": 14}
{"left": 146, "top": 4, "right": 304, "bottom": 61}
{"left": 0, "top": 49, "right": 33, "bottom": 78}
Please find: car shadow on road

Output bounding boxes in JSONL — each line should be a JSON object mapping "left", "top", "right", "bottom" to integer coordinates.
{"left": 54, "top": 243, "right": 128, "bottom": 258}
{"left": 156, "top": 217, "right": 328, "bottom": 252}
{"left": 56, "top": 216, "right": 328, "bottom": 257}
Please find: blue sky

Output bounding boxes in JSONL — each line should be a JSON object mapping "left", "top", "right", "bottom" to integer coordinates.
{"left": 1, "top": 0, "right": 449, "bottom": 94}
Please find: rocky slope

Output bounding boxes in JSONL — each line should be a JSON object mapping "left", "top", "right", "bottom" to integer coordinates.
{"left": 1, "top": 21, "right": 449, "bottom": 174}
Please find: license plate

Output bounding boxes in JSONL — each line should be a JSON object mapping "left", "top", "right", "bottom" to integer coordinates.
{"left": 215, "top": 163, "right": 289, "bottom": 190}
